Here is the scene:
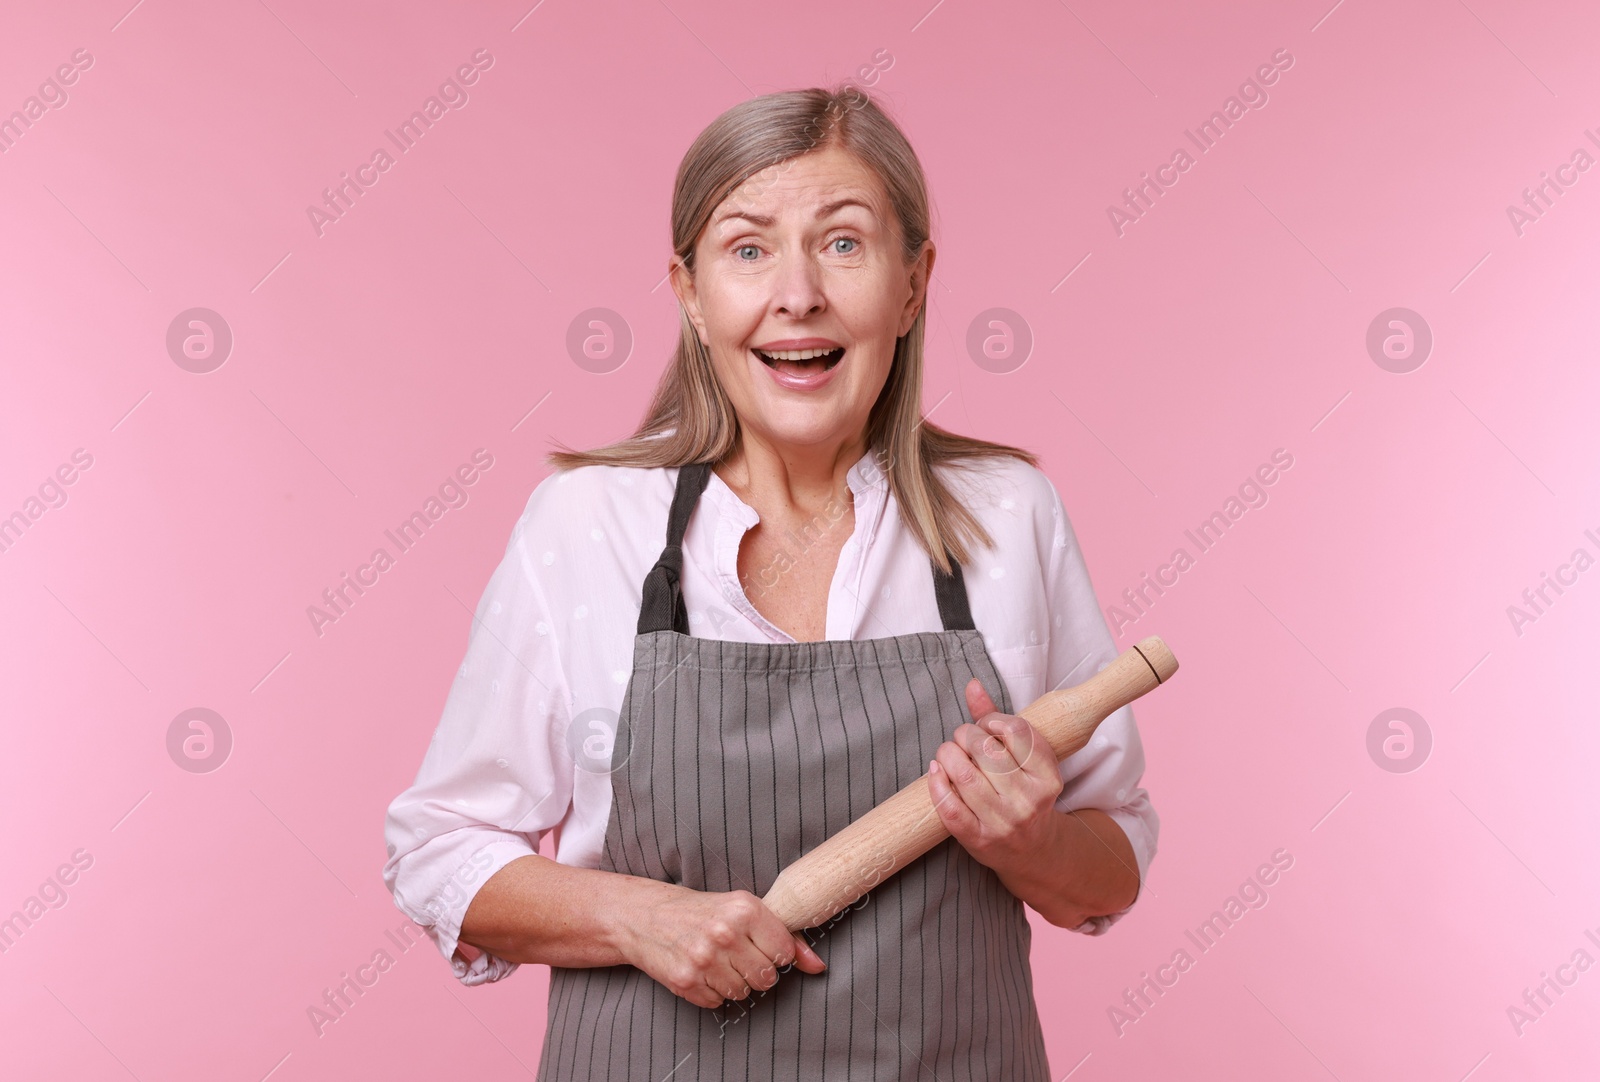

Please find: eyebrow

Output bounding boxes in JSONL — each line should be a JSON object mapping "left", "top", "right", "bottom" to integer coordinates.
{"left": 713, "top": 196, "right": 876, "bottom": 229}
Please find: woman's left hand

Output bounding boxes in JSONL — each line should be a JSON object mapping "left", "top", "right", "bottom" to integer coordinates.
{"left": 927, "top": 678, "right": 1065, "bottom": 876}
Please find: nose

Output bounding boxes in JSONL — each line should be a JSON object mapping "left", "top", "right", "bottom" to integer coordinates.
{"left": 771, "top": 247, "right": 826, "bottom": 319}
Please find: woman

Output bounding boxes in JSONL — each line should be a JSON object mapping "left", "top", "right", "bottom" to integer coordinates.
{"left": 382, "top": 85, "right": 1159, "bottom": 1080}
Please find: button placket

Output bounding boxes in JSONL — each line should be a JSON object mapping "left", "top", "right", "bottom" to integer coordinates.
{"left": 834, "top": 458, "right": 888, "bottom": 639}
{"left": 706, "top": 479, "right": 789, "bottom": 643}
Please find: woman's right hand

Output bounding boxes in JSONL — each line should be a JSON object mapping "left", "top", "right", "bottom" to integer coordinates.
{"left": 611, "top": 881, "right": 827, "bottom": 1009}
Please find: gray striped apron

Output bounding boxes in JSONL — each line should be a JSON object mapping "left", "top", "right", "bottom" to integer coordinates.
{"left": 538, "top": 462, "right": 1050, "bottom": 1081}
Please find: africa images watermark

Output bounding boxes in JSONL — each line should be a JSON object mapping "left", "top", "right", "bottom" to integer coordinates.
{"left": 306, "top": 917, "right": 429, "bottom": 1037}
{"left": 0, "top": 448, "right": 94, "bottom": 557}
{"left": 306, "top": 449, "right": 495, "bottom": 637}
{"left": 737, "top": 446, "right": 896, "bottom": 602}
{"left": 1107, "top": 48, "right": 1295, "bottom": 237}
{"left": 1504, "top": 526, "right": 1600, "bottom": 638}
{"left": 713, "top": 844, "right": 897, "bottom": 1038}
{"left": 0, "top": 48, "right": 93, "bottom": 155}
{"left": 1505, "top": 129, "right": 1600, "bottom": 237}
{"left": 306, "top": 48, "right": 495, "bottom": 237}
{"left": 0, "top": 848, "right": 94, "bottom": 957}
{"left": 714, "top": 49, "right": 892, "bottom": 214}
{"left": 741, "top": 485, "right": 850, "bottom": 602}
{"left": 416, "top": 847, "right": 498, "bottom": 927}
{"left": 1107, "top": 847, "right": 1294, "bottom": 1036}
{"left": 1505, "top": 924, "right": 1600, "bottom": 1037}
{"left": 1106, "top": 448, "right": 1295, "bottom": 637}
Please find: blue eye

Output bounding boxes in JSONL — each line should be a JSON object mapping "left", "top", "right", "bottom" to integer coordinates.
{"left": 736, "top": 245, "right": 760, "bottom": 260}
{"left": 832, "top": 237, "right": 858, "bottom": 254}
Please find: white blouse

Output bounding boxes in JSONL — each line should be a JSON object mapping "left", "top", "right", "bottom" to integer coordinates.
{"left": 382, "top": 448, "right": 1161, "bottom": 986}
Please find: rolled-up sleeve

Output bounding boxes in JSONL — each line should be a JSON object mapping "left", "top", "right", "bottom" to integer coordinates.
{"left": 382, "top": 495, "right": 574, "bottom": 985}
{"left": 1039, "top": 479, "right": 1161, "bottom": 936}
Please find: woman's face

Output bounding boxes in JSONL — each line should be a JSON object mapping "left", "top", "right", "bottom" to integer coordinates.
{"left": 672, "top": 144, "right": 933, "bottom": 460}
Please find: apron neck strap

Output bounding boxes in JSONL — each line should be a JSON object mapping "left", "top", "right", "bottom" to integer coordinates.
{"left": 636, "top": 460, "right": 976, "bottom": 635}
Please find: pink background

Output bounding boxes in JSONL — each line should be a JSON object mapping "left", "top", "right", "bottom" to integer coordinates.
{"left": 3, "top": 0, "right": 1597, "bottom": 1078}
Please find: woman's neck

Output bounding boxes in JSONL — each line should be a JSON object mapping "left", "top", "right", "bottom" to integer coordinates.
{"left": 715, "top": 429, "right": 868, "bottom": 517}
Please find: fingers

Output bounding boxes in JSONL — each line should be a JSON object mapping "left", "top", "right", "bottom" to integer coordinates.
{"left": 931, "top": 726, "right": 1007, "bottom": 836}
{"left": 927, "top": 755, "right": 983, "bottom": 837}
{"left": 963, "top": 678, "right": 1057, "bottom": 778}
{"left": 719, "top": 896, "right": 784, "bottom": 995}
{"left": 694, "top": 942, "right": 766, "bottom": 1007}
{"left": 791, "top": 933, "right": 827, "bottom": 975}
{"left": 704, "top": 972, "right": 750, "bottom": 1005}
{"left": 705, "top": 937, "right": 806, "bottom": 1004}
{"left": 691, "top": 892, "right": 829, "bottom": 1008}
{"left": 964, "top": 676, "right": 1000, "bottom": 720}
{"left": 681, "top": 975, "right": 726, "bottom": 1010}
{"left": 745, "top": 910, "right": 829, "bottom": 985}
{"left": 732, "top": 943, "right": 784, "bottom": 996}
{"left": 745, "top": 892, "right": 832, "bottom": 986}
{"left": 931, "top": 713, "right": 1061, "bottom": 839}
{"left": 745, "top": 901, "right": 800, "bottom": 984}
{"left": 942, "top": 724, "right": 1012, "bottom": 796}
{"left": 963, "top": 678, "right": 1030, "bottom": 772}
{"left": 985, "top": 713, "right": 1059, "bottom": 783}
{"left": 960, "top": 722, "right": 1021, "bottom": 776}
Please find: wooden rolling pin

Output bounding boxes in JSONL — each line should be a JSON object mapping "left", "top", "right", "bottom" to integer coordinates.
{"left": 761, "top": 635, "right": 1178, "bottom": 932}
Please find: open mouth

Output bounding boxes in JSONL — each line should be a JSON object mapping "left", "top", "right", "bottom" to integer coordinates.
{"left": 753, "top": 346, "right": 845, "bottom": 372}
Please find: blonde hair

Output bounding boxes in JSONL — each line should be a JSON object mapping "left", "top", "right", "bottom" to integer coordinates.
{"left": 546, "top": 84, "right": 1037, "bottom": 573}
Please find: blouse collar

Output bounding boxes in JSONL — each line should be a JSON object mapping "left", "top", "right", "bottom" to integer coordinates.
{"left": 699, "top": 447, "right": 892, "bottom": 641}
{"left": 701, "top": 446, "right": 890, "bottom": 527}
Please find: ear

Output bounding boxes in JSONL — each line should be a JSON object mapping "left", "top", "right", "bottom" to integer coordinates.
{"left": 669, "top": 255, "right": 709, "bottom": 347}
{"left": 897, "top": 240, "right": 935, "bottom": 338}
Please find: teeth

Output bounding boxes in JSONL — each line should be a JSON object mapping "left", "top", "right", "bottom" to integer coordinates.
{"left": 755, "top": 347, "right": 841, "bottom": 361}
